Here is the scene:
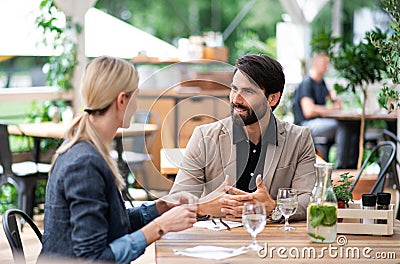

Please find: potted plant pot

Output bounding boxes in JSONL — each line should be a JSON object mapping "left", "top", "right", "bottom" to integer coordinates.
{"left": 337, "top": 200, "right": 346, "bottom": 223}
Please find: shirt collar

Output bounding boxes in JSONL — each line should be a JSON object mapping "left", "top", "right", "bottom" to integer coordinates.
{"left": 232, "top": 111, "right": 278, "bottom": 145}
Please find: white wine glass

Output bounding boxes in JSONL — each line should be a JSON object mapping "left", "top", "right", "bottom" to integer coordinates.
{"left": 242, "top": 202, "right": 266, "bottom": 251}
{"left": 277, "top": 188, "right": 298, "bottom": 231}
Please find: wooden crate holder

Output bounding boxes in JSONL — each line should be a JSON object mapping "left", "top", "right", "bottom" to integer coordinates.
{"left": 337, "top": 202, "right": 394, "bottom": 235}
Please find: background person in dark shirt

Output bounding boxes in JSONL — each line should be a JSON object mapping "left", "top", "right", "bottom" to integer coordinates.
{"left": 292, "top": 52, "right": 359, "bottom": 169}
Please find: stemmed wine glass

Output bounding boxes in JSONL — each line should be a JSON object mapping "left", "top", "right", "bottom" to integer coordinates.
{"left": 277, "top": 188, "right": 298, "bottom": 231}
{"left": 242, "top": 202, "right": 266, "bottom": 251}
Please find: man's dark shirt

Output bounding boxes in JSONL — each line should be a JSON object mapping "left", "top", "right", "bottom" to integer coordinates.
{"left": 292, "top": 75, "right": 329, "bottom": 125}
{"left": 234, "top": 112, "right": 278, "bottom": 192}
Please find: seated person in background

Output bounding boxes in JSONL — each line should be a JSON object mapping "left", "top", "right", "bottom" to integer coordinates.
{"left": 292, "top": 52, "right": 359, "bottom": 169}
{"left": 39, "top": 56, "right": 198, "bottom": 263}
{"left": 169, "top": 54, "right": 316, "bottom": 221}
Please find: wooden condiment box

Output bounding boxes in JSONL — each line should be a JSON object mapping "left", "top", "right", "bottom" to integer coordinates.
{"left": 337, "top": 202, "right": 394, "bottom": 235}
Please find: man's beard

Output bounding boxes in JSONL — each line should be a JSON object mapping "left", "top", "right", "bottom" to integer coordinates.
{"left": 231, "top": 103, "right": 267, "bottom": 126}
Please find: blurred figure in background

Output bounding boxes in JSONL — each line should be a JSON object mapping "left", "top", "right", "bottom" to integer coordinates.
{"left": 292, "top": 52, "right": 359, "bottom": 169}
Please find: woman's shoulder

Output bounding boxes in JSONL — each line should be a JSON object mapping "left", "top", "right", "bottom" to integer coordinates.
{"left": 59, "top": 141, "right": 105, "bottom": 165}
{"left": 63, "top": 140, "right": 94, "bottom": 154}
{"left": 53, "top": 141, "right": 112, "bottom": 179}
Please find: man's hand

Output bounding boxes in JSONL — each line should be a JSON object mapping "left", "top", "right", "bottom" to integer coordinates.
{"left": 331, "top": 98, "right": 342, "bottom": 110}
{"left": 197, "top": 175, "right": 250, "bottom": 217}
{"left": 220, "top": 175, "right": 275, "bottom": 217}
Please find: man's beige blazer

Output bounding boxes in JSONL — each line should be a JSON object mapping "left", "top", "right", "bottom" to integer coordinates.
{"left": 170, "top": 116, "right": 316, "bottom": 220}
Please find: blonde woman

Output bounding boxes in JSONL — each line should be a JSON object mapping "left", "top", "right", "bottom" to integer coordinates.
{"left": 39, "top": 56, "right": 198, "bottom": 263}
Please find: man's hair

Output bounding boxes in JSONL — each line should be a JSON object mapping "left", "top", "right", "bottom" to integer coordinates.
{"left": 311, "top": 51, "right": 329, "bottom": 62}
{"left": 235, "top": 54, "right": 285, "bottom": 110}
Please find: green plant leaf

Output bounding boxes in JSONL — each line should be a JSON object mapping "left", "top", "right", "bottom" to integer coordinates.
{"left": 332, "top": 173, "right": 354, "bottom": 206}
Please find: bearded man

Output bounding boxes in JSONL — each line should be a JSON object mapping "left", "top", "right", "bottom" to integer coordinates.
{"left": 170, "top": 54, "right": 315, "bottom": 221}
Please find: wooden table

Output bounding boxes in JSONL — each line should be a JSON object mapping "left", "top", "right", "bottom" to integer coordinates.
{"left": 324, "top": 110, "right": 398, "bottom": 122}
{"left": 8, "top": 121, "right": 159, "bottom": 203}
{"left": 8, "top": 121, "right": 159, "bottom": 139}
{"left": 156, "top": 221, "right": 400, "bottom": 263}
{"left": 8, "top": 121, "right": 159, "bottom": 163}
{"left": 160, "top": 148, "right": 185, "bottom": 176}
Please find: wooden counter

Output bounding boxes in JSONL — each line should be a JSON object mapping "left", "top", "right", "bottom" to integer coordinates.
{"left": 138, "top": 88, "right": 230, "bottom": 169}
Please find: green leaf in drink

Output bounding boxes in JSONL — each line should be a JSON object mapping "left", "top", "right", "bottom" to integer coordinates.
{"left": 309, "top": 204, "right": 337, "bottom": 228}
{"left": 321, "top": 206, "right": 337, "bottom": 226}
{"left": 308, "top": 232, "right": 326, "bottom": 242}
{"left": 311, "top": 211, "right": 325, "bottom": 228}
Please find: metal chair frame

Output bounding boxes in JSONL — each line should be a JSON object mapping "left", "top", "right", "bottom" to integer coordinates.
{"left": 382, "top": 129, "right": 400, "bottom": 220}
{"left": 2, "top": 208, "right": 43, "bottom": 264}
{"left": 349, "top": 141, "right": 396, "bottom": 196}
{"left": 0, "top": 121, "right": 49, "bottom": 218}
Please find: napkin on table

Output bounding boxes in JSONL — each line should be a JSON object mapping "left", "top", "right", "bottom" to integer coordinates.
{"left": 174, "top": 245, "right": 247, "bottom": 260}
{"left": 193, "top": 219, "right": 243, "bottom": 230}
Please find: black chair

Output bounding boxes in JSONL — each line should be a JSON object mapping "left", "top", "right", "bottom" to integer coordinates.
{"left": 349, "top": 141, "right": 396, "bottom": 196}
{"left": 111, "top": 110, "right": 161, "bottom": 200}
{"left": 2, "top": 208, "right": 43, "bottom": 264}
{"left": 312, "top": 136, "right": 334, "bottom": 162}
{"left": 0, "top": 122, "right": 50, "bottom": 218}
{"left": 383, "top": 129, "right": 400, "bottom": 220}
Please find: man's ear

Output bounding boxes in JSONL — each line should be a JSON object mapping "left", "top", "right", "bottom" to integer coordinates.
{"left": 268, "top": 91, "right": 281, "bottom": 107}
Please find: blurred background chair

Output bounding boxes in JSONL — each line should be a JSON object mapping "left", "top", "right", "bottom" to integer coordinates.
{"left": 2, "top": 208, "right": 43, "bottom": 264}
{"left": 111, "top": 110, "right": 166, "bottom": 200}
{"left": 349, "top": 141, "right": 396, "bottom": 197}
{"left": 312, "top": 135, "right": 334, "bottom": 162}
{"left": 383, "top": 129, "right": 400, "bottom": 220}
{"left": 0, "top": 122, "right": 50, "bottom": 218}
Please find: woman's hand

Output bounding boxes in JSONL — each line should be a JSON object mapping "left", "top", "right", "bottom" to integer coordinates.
{"left": 156, "top": 204, "right": 198, "bottom": 233}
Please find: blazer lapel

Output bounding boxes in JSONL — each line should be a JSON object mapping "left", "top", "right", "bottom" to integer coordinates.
{"left": 264, "top": 120, "right": 286, "bottom": 190}
{"left": 219, "top": 119, "right": 237, "bottom": 186}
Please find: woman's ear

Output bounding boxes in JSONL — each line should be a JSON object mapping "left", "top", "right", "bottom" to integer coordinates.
{"left": 116, "top": 92, "right": 126, "bottom": 110}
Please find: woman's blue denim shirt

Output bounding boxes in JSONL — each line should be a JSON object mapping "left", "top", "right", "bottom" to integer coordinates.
{"left": 39, "top": 141, "right": 159, "bottom": 263}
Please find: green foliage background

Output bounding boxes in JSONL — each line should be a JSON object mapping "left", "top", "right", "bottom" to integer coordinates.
{"left": 95, "top": 0, "right": 381, "bottom": 63}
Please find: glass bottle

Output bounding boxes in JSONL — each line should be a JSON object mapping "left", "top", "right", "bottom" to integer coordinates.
{"left": 361, "top": 194, "right": 376, "bottom": 224}
{"left": 307, "top": 163, "right": 338, "bottom": 243}
{"left": 376, "top": 193, "right": 391, "bottom": 224}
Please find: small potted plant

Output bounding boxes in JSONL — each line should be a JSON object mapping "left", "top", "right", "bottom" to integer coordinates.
{"left": 332, "top": 172, "right": 354, "bottom": 222}
{"left": 333, "top": 172, "right": 354, "bottom": 207}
